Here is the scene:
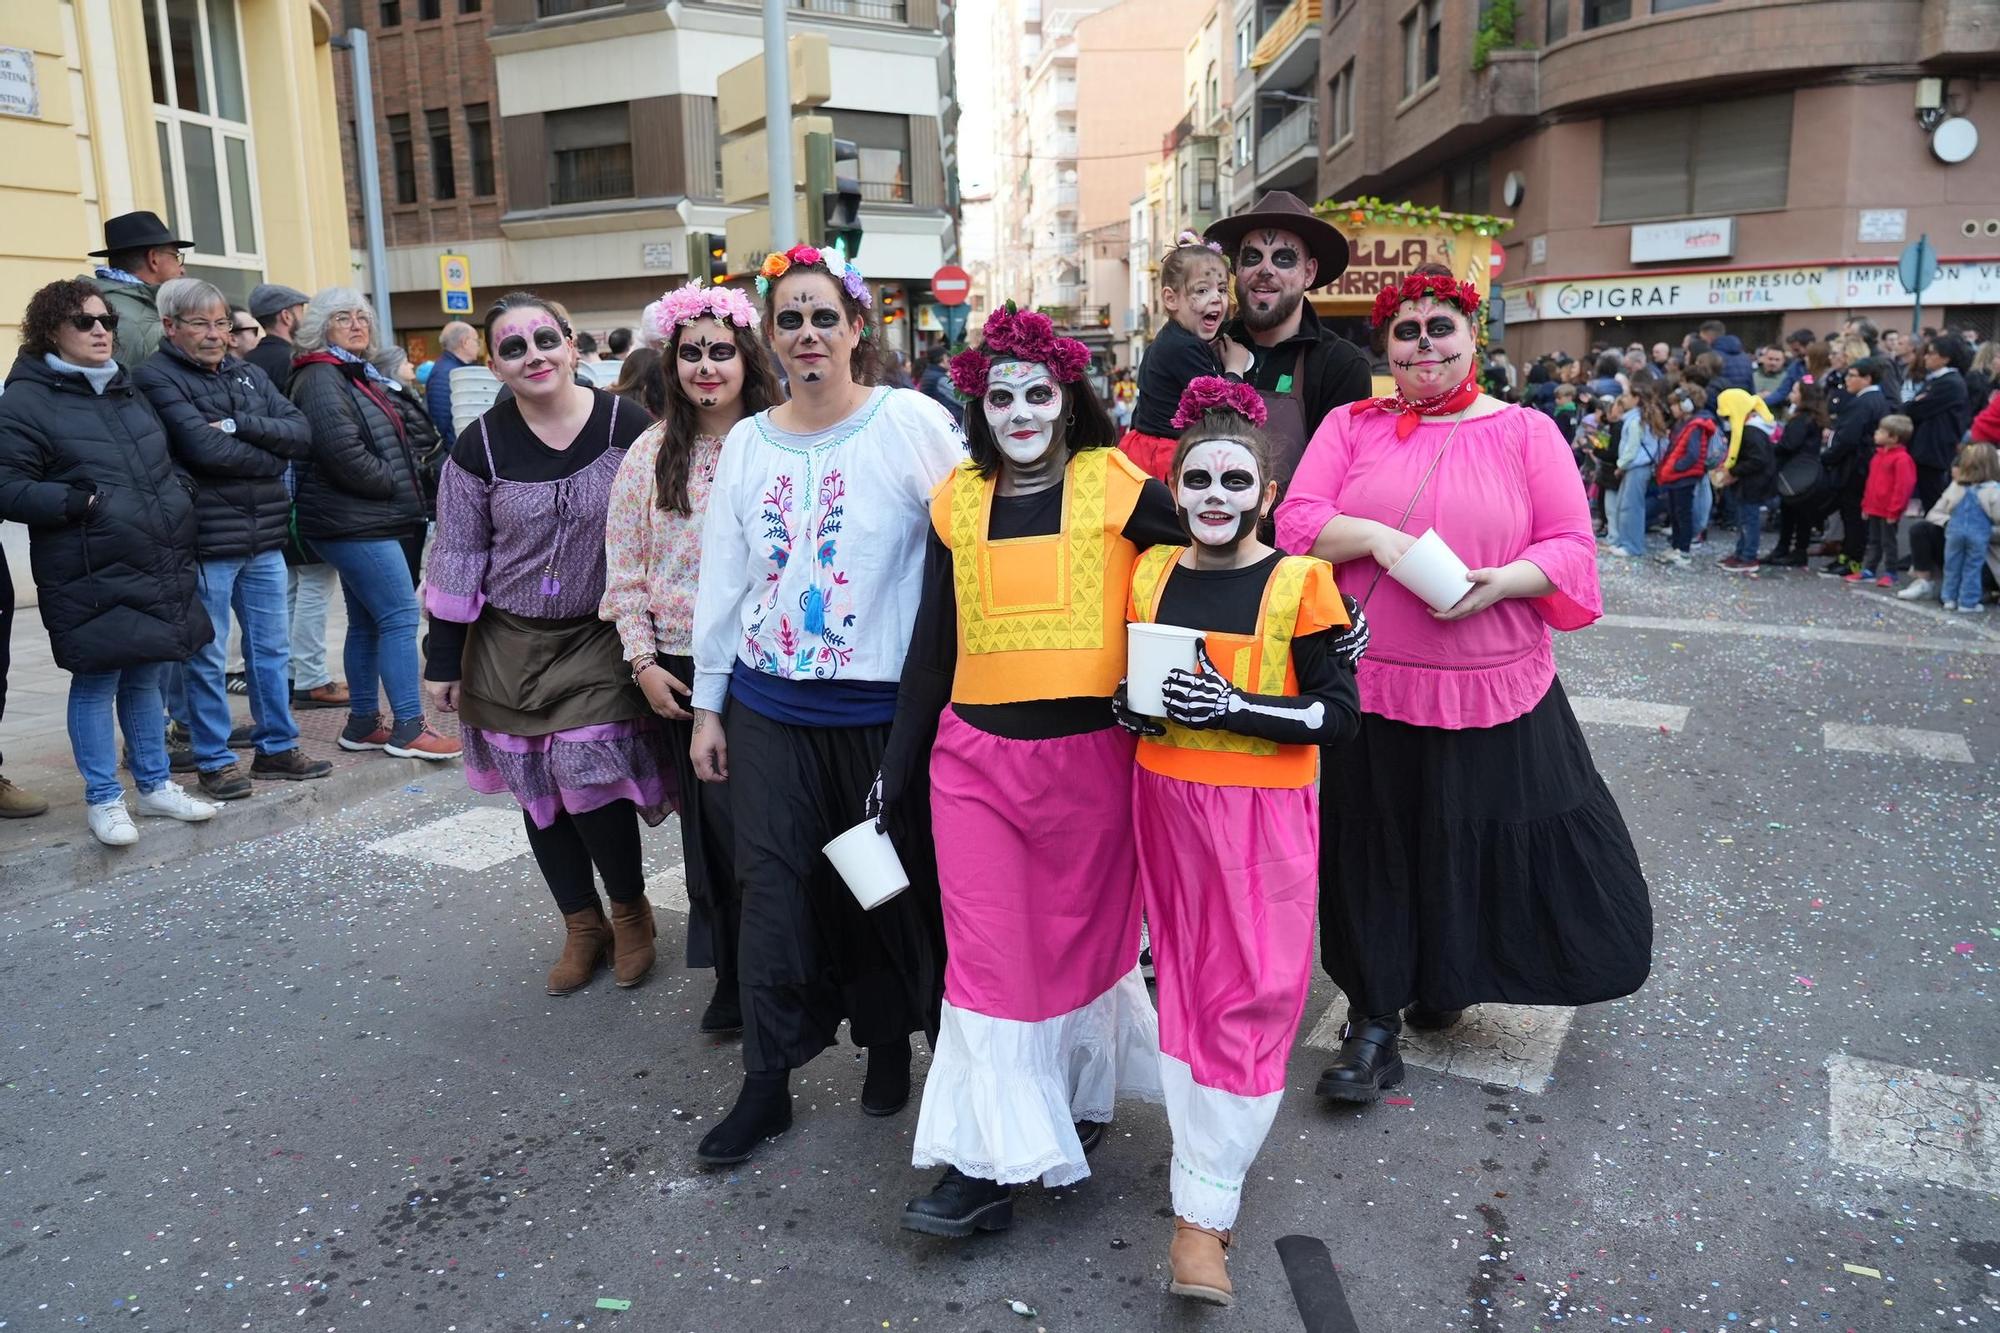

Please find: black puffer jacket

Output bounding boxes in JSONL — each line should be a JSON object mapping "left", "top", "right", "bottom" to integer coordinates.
{"left": 0, "top": 352, "right": 211, "bottom": 673}
{"left": 132, "top": 342, "right": 311, "bottom": 560}
{"left": 288, "top": 352, "right": 428, "bottom": 541}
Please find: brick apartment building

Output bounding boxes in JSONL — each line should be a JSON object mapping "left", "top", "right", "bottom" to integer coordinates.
{"left": 1317, "top": 0, "right": 2000, "bottom": 360}
{"left": 332, "top": 0, "right": 958, "bottom": 361}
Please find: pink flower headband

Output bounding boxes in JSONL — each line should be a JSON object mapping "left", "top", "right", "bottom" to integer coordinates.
{"left": 947, "top": 302, "right": 1092, "bottom": 399}
{"left": 1172, "top": 376, "right": 1266, "bottom": 430}
{"left": 755, "top": 242, "right": 872, "bottom": 310}
{"left": 1165, "top": 229, "right": 1224, "bottom": 261}
{"left": 652, "top": 282, "right": 759, "bottom": 339}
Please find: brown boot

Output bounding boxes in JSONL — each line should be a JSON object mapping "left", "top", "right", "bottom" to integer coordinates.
{"left": 607, "top": 894, "right": 657, "bottom": 988}
{"left": 547, "top": 907, "right": 611, "bottom": 995}
{"left": 0, "top": 775, "right": 50, "bottom": 818}
{"left": 1168, "top": 1219, "right": 1233, "bottom": 1306}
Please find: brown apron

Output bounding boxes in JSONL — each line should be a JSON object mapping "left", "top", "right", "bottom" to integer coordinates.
{"left": 458, "top": 606, "right": 650, "bottom": 738}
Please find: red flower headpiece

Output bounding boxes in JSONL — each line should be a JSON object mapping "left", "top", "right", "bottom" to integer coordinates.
{"left": 1370, "top": 271, "right": 1483, "bottom": 328}
{"left": 947, "top": 302, "right": 1092, "bottom": 399}
{"left": 1171, "top": 376, "right": 1267, "bottom": 431}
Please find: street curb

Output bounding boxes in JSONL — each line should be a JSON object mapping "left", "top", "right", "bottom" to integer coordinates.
{"left": 0, "top": 754, "right": 453, "bottom": 902}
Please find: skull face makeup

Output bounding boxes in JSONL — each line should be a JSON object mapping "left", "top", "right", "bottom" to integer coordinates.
{"left": 1176, "top": 439, "right": 1266, "bottom": 550}
{"left": 982, "top": 359, "right": 1065, "bottom": 468}
{"left": 1386, "top": 297, "right": 1473, "bottom": 399}
{"left": 673, "top": 315, "right": 744, "bottom": 412}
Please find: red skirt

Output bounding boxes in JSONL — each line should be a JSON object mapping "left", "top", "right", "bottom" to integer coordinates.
{"left": 1118, "top": 428, "right": 1178, "bottom": 484}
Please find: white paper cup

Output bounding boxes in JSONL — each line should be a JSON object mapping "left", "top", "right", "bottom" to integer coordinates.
{"left": 1387, "top": 528, "right": 1475, "bottom": 612}
{"left": 824, "top": 819, "right": 910, "bottom": 910}
{"left": 1125, "top": 622, "right": 1208, "bottom": 717}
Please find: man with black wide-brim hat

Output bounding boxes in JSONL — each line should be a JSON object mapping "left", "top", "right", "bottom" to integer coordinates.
{"left": 1204, "top": 190, "right": 1371, "bottom": 490}
{"left": 82, "top": 211, "right": 190, "bottom": 370}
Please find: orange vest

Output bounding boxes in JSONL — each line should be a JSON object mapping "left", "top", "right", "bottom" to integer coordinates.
{"left": 1127, "top": 544, "right": 1344, "bottom": 790}
{"left": 931, "top": 447, "right": 1150, "bottom": 706}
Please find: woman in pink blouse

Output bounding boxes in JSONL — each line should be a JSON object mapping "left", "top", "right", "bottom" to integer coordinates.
{"left": 1274, "top": 264, "right": 1651, "bottom": 1102}
{"left": 600, "top": 284, "right": 779, "bottom": 1036}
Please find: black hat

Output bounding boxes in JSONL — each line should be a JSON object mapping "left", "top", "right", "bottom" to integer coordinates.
{"left": 1203, "top": 191, "right": 1350, "bottom": 289}
{"left": 89, "top": 210, "right": 192, "bottom": 258}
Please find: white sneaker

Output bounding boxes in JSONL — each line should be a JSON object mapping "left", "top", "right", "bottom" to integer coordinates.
{"left": 135, "top": 781, "right": 218, "bottom": 822}
{"left": 1896, "top": 577, "right": 1936, "bottom": 601}
{"left": 86, "top": 798, "right": 139, "bottom": 847}
{"left": 1956, "top": 602, "right": 1987, "bottom": 615}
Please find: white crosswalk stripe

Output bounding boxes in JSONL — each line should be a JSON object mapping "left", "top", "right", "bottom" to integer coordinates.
{"left": 1821, "top": 722, "right": 1974, "bottom": 763}
{"left": 1826, "top": 1053, "right": 2000, "bottom": 1193}
{"left": 369, "top": 805, "right": 530, "bottom": 870}
{"left": 1569, "top": 696, "right": 1690, "bottom": 732}
{"left": 1303, "top": 1001, "right": 1575, "bottom": 1095}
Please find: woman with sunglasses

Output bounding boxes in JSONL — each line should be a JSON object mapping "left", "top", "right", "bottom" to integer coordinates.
{"left": 601, "top": 284, "right": 779, "bottom": 1033}
{"left": 0, "top": 278, "right": 218, "bottom": 844}
{"left": 687, "top": 244, "right": 963, "bottom": 1166}
{"left": 424, "top": 292, "right": 667, "bottom": 995}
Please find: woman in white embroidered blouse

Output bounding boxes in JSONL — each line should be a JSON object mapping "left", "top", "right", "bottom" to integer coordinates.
{"left": 687, "top": 244, "right": 963, "bottom": 1168}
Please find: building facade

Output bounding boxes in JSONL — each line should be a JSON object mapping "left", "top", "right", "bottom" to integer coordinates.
{"left": 0, "top": 0, "right": 352, "bottom": 358}
{"left": 1319, "top": 0, "right": 2000, "bottom": 359}
{"left": 1225, "top": 0, "right": 1320, "bottom": 215}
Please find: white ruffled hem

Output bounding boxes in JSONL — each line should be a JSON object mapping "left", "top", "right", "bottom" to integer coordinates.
{"left": 1159, "top": 1053, "right": 1283, "bottom": 1232}
{"left": 912, "top": 968, "right": 1162, "bottom": 1187}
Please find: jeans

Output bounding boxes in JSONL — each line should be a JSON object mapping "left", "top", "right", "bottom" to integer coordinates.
{"left": 68, "top": 663, "right": 170, "bottom": 806}
{"left": 1944, "top": 531, "right": 1988, "bottom": 608}
{"left": 1613, "top": 466, "right": 1652, "bottom": 555}
{"left": 1734, "top": 495, "right": 1768, "bottom": 561}
{"left": 288, "top": 562, "right": 338, "bottom": 689}
{"left": 190, "top": 550, "right": 298, "bottom": 770}
{"left": 0, "top": 540, "right": 11, "bottom": 769}
{"left": 314, "top": 537, "right": 423, "bottom": 726}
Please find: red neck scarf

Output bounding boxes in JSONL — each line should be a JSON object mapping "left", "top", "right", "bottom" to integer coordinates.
{"left": 1350, "top": 372, "right": 1480, "bottom": 439}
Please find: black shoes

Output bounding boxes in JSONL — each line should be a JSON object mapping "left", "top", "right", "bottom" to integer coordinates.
{"left": 1315, "top": 1015, "right": 1405, "bottom": 1103}
{"left": 862, "top": 1040, "right": 911, "bottom": 1116}
{"left": 1404, "top": 1006, "right": 1465, "bottom": 1031}
{"left": 696, "top": 1072, "right": 793, "bottom": 1166}
{"left": 1075, "top": 1119, "right": 1106, "bottom": 1155}
{"left": 698, "top": 978, "right": 743, "bottom": 1035}
{"left": 251, "top": 748, "right": 333, "bottom": 781}
{"left": 899, "top": 1167, "right": 1015, "bottom": 1237}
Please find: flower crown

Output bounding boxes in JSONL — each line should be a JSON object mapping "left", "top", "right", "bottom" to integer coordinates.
{"left": 652, "top": 281, "right": 759, "bottom": 339}
{"left": 1370, "top": 271, "right": 1483, "bottom": 328}
{"left": 1171, "top": 376, "right": 1267, "bottom": 431}
{"left": 755, "top": 242, "right": 872, "bottom": 310}
{"left": 1165, "top": 229, "right": 1224, "bottom": 261}
{"left": 947, "top": 302, "right": 1092, "bottom": 399}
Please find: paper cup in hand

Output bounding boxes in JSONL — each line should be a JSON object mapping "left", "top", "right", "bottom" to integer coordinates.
{"left": 1125, "top": 622, "right": 1208, "bottom": 717}
{"left": 1387, "top": 528, "right": 1475, "bottom": 612}
{"left": 824, "top": 819, "right": 909, "bottom": 910}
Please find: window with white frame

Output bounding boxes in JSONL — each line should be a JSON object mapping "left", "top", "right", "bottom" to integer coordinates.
{"left": 141, "top": 0, "right": 260, "bottom": 270}
{"left": 1401, "top": 0, "right": 1441, "bottom": 99}
{"left": 1236, "top": 17, "right": 1253, "bottom": 70}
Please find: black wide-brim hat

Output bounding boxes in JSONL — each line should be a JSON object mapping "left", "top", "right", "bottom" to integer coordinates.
{"left": 89, "top": 210, "right": 192, "bottom": 258}
{"left": 1204, "top": 190, "right": 1350, "bottom": 290}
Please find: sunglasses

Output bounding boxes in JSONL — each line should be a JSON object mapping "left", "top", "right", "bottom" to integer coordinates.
{"left": 774, "top": 308, "right": 843, "bottom": 331}
{"left": 494, "top": 326, "right": 566, "bottom": 361}
{"left": 231, "top": 324, "right": 260, "bottom": 336}
{"left": 68, "top": 312, "right": 121, "bottom": 333}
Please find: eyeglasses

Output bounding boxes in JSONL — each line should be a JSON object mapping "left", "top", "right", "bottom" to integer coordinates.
{"left": 328, "top": 311, "right": 372, "bottom": 328}
{"left": 774, "top": 308, "right": 843, "bottom": 331}
{"left": 494, "top": 326, "right": 566, "bottom": 361}
{"left": 66, "top": 312, "right": 121, "bottom": 333}
{"left": 231, "top": 324, "right": 260, "bottom": 337}
{"left": 171, "top": 317, "right": 233, "bottom": 334}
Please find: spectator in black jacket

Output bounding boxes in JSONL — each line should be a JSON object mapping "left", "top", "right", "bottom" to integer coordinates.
{"left": 135, "top": 277, "right": 331, "bottom": 798}
{"left": 1703, "top": 322, "right": 1755, "bottom": 396}
{"left": 1907, "top": 334, "right": 1973, "bottom": 511}
{"left": 0, "top": 278, "right": 218, "bottom": 846}
{"left": 244, "top": 283, "right": 309, "bottom": 394}
{"left": 288, "top": 288, "right": 457, "bottom": 762}
{"left": 1815, "top": 358, "right": 1894, "bottom": 575}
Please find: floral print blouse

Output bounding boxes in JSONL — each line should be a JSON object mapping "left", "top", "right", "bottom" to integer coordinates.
{"left": 599, "top": 423, "right": 723, "bottom": 659}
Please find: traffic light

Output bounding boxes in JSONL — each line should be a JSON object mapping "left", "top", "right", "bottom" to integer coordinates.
{"left": 805, "top": 132, "right": 863, "bottom": 258}
{"left": 687, "top": 230, "right": 728, "bottom": 283}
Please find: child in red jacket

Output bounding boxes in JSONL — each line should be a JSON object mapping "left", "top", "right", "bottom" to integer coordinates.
{"left": 1852, "top": 413, "right": 1917, "bottom": 585}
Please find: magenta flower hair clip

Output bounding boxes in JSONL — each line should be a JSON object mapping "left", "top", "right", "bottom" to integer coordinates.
{"left": 947, "top": 301, "right": 1093, "bottom": 399}
{"left": 1171, "top": 375, "right": 1268, "bottom": 430}
{"left": 652, "top": 282, "right": 759, "bottom": 339}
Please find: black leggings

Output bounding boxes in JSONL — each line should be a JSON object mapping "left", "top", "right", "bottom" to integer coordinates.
{"left": 522, "top": 799, "right": 646, "bottom": 914}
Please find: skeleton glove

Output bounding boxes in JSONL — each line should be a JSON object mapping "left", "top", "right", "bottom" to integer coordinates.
{"left": 1111, "top": 679, "right": 1167, "bottom": 737}
{"left": 1160, "top": 646, "right": 1238, "bottom": 729}
{"left": 1330, "top": 595, "right": 1369, "bottom": 668}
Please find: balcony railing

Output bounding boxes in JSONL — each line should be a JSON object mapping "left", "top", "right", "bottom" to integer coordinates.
{"left": 1045, "top": 303, "right": 1111, "bottom": 330}
{"left": 1054, "top": 182, "right": 1079, "bottom": 209}
{"left": 789, "top": 0, "right": 909, "bottom": 19}
{"left": 1255, "top": 102, "right": 1315, "bottom": 175}
{"left": 859, "top": 178, "right": 912, "bottom": 204}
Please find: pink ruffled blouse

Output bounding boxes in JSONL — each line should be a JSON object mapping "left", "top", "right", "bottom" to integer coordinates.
{"left": 1274, "top": 403, "right": 1600, "bottom": 731}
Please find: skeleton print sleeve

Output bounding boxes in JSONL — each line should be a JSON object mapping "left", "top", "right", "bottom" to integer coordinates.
{"left": 1159, "top": 633, "right": 1359, "bottom": 748}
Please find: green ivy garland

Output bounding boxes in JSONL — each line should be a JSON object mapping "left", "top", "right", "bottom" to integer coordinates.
{"left": 1316, "top": 196, "right": 1514, "bottom": 238}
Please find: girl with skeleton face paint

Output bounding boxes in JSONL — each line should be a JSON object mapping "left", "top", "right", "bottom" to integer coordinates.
{"left": 1111, "top": 377, "right": 1363, "bottom": 1307}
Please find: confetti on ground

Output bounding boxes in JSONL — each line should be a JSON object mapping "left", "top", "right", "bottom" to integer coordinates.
{"left": 596, "top": 1296, "right": 632, "bottom": 1310}
{"left": 1384, "top": 1096, "right": 1415, "bottom": 1106}
{"left": 1842, "top": 1264, "right": 1881, "bottom": 1279}
{"left": 1007, "top": 1298, "right": 1037, "bottom": 1317}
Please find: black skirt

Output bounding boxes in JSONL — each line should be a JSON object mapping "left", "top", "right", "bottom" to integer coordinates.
{"left": 659, "top": 654, "right": 737, "bottom": 974}
{"left": 1318, "top": 678, "right": 1652, "bottom": 1016}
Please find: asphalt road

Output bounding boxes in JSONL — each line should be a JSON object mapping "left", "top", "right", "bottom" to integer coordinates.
{"left": 3, "top": 555, "right": 1997, "bottom": 1333}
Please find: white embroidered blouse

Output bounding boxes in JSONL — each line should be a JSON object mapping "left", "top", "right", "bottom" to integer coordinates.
{"left": 691, "top": 386, "right": 965, "bottom": 712}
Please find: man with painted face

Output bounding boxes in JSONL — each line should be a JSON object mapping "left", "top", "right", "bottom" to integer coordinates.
{"left": 1113, "top": 376, "right": 1361, "bottom": 1307}
{"left": 879, "top": 303, "right": 1183, "bottom": 1238}
{"left": 1203, "top": 191, "right": 1373, "bottom": 493}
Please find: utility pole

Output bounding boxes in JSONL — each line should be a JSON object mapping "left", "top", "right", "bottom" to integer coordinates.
{"left": 338, "top": 29, "right": 396, "bottom": 344}
{"left": 762, "top": 0, "right": 795, "bottom": 247}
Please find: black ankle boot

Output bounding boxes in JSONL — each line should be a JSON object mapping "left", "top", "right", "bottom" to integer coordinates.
{"left": 1075, "top": 1119, "right": 1107, "bottom": 1155}
{"left": 698, "top": 977, "right": 743, "bottom": 1035}
{"left": 696, "top": 1071, "right": 792, "bottom": 1165}
{"left": 1314, "top": 1015, "right": 1405, "bottom": 1103}
{"left": 899, "top": 1167, "right": 1015, "bottom": 1237}
{"left": 1404, "top": 1005, "right": 1465, "bottom": 1031}
{"left": 862, "top": 1040, "right": 911, "bottom": 1116}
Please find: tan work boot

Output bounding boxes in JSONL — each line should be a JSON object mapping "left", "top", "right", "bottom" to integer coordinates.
{"left": 607, "top": 895, "right": 657, "bottom": 988}
{"left": 547, "top": 907, "right": 612, "bottom": 995}
{"left": 1168, "top": 1218, "right": 1233, "bottom": 1306}
{"left": 0, "top": 775, "right": 50, "bottom": 818}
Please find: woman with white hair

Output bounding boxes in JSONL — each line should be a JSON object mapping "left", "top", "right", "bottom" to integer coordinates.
{"left": 288, "top": 287, "right": 459, "bottom": 761}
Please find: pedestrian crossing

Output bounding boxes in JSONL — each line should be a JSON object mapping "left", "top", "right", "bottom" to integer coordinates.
{"left": 1569, "top": 695, "right": 1979, "bottom": 761}
{"left": 367, "top": 801, "right": 691, "bottom": 911}
{"left": 1301, "top": 1000, "right": 1573, "bottom": 1096}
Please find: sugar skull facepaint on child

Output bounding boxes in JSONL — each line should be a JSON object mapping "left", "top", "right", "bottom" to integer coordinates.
{"left": 1175, "top": 437, "right": 1266, "bottom": 552}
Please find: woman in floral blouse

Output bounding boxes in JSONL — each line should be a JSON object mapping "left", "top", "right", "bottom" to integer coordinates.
{"left": 600, "top": 283, "right": 777, "bottom": 1036}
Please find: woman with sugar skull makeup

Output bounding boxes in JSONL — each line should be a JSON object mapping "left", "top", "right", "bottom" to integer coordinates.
{"left": 601, "top": 282, "right": 779, "bottom": 1035}
{"left": 1276, "top": 264, "right": 1652, "bottom": 1107}
{"left": 878, "top": 303, "right": 1184, "bottom": 1239}
{"left": 1114, "top": 376, "right": 1362, "bottom": 1306}
{"left": 688, "top": 244, "right": 962, "bottom": 1167}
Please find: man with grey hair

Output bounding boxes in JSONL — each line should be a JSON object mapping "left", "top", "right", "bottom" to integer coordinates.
{"left": 425, "top": 320, "right": 481, "bottom": 439}
{"left": 135, "top": 278, "right": 333, "bottom": 799}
